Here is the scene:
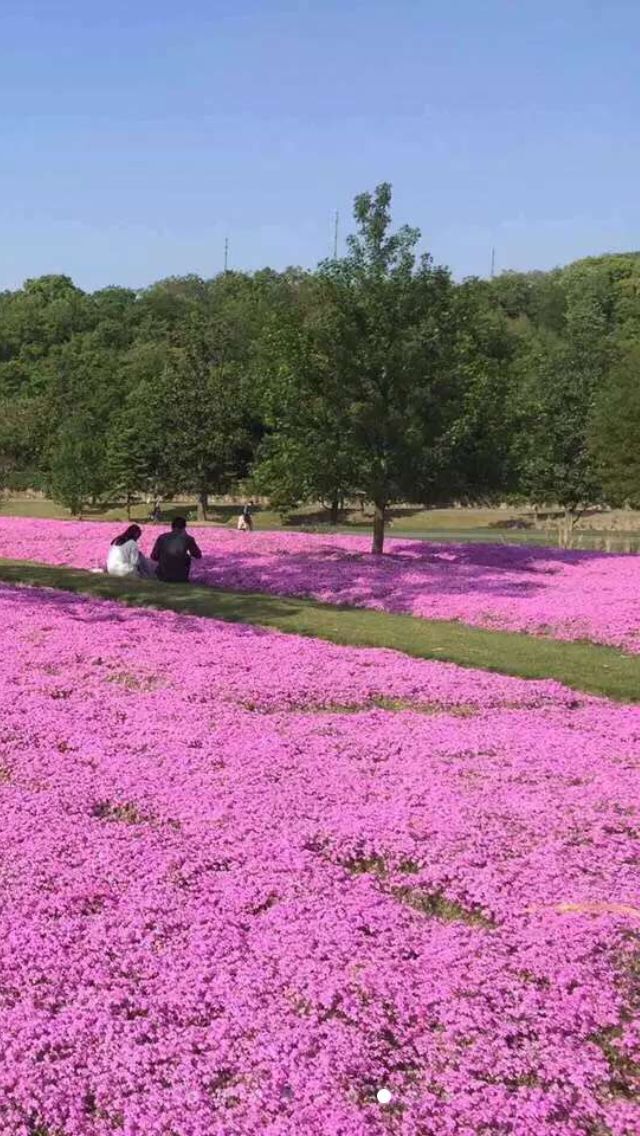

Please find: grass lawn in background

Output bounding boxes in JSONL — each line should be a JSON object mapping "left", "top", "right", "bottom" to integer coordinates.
{"left": 3, "top": 496, "right": 640, "bottom": 550}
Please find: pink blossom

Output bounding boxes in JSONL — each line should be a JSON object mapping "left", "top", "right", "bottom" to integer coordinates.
{"left": 0, "top": 518, "right": 637, "bottom": 651}
{"left": 0, "top": 581, "right": 638, "bottom": 1133}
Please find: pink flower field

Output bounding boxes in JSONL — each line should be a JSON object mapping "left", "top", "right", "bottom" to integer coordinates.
{"left": 0, "top": 517, "right": 638, "bottom": 652}
{"left": 0, "top": 581, "right": 639, "bottom": 1134}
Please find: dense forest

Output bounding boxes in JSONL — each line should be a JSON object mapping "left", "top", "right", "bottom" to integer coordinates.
{"left": 1, "top": 184, "right": 638, "bottom": 552}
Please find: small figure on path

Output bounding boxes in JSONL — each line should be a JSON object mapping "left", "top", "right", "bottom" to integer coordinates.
{"left": 151, "top": 516, "right": 202, "bottom": 583}
{"left": 106, "top": 525, "right": 156, "bottom": 579}
{"left": 237, "top": 502, "right": 254, "bottom": 532}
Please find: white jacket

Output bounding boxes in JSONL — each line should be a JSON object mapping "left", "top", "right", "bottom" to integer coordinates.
{"left": 106, "top": 539, "right": 140, "bottom": 577}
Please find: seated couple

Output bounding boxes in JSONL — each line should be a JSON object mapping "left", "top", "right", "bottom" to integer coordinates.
{"left": 107, "top": 517, "right": 202, "bottom": 583}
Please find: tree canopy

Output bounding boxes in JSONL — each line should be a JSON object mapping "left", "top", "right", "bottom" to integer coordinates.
{"left": 0, "top": 187, "right": 638, "bottom": 547}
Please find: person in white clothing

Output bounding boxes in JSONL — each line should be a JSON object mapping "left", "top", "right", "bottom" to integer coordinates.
{"left": 237, "top": 502, "right": 254, "bottom": 531}
{"left": 106, "top": 525, "right": 155, "bottom": 579}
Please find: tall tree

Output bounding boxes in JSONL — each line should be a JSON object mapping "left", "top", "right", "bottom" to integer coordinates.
{"left": 105, "top": 381, "right": 177, "bottom": 518}
{"left": 590, "top": 344, "right": 640, "bottom": 507}
{"left": 254, "top": 274, "right": 359, "bottom": 521}
{"left": 48, "top": 413, "right": 105, "bottom": 516}
{"left": 440, "top": 278, "right": 516, "bottom": 501}
{"left": 256, "top": 183, "right": 460, "bottom": 553}
{"left": 0, "top": 396, "right": 48, "bottom": 490}
{"left": 508, "top": 260, "right": 616, "bottom": 544}
{"left": 167, "top": 313, "right": 255, "bottom": 519}
{"left": 509, "top": 330, "right": 603, "bottom": 544}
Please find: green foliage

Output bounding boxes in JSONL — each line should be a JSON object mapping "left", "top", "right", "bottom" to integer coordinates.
{"left": 510, "top": 331, "right": 602, "bottom": 514}
{"left": 254, "top": 273, "right": 359, "bottom": 516}
{"left": 256, "top": 184, "right": 464, "bottom": 552}
{"left": 503, "top": 258, "right": 625, "bottom": 538}
{"left": 166, "top": 302, "right": 258, "bottom": 518}
{"left": 48, "top": 414, "right": 105, "bottom": 516}
{"left": 441, "top": 278, "right": 516, "bottom": 499}
{"left": 104, "top": 375, "right": 177, "bottom": 510}
{"left": 0, "top": 396, "right": 48, "bottom": 488}
{"left": 492, "top": 250, "right": 640, "bottom": 531}
{"left": 256, "top": 185, "right": 519, "bottom": 550}
{"left": 0, "top": 210, "right": 639, "bottom": 545}
{"left": 590, "top": 344, "right": 640, "bottom": 507}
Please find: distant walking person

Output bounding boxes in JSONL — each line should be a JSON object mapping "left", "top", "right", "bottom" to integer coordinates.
{"left": 237, "top": 502, "right": 254, "bottom": 532}
{"left": 106, "top": 525, "right": 155, "bottom": 579}
{"left": 151, "top": 517, "right": 202, "bottom": 583}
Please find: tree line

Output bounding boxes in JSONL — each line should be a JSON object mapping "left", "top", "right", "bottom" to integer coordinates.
{"left": 0, "top": 183, "right": 638, "bottom": 553}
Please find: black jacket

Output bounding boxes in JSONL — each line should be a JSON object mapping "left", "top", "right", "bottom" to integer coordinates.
{"left": 151, "top": 531, "right": 202, "bottom": 582}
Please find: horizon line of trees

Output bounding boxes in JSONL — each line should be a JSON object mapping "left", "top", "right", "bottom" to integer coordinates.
{"left": 1, "top": 183, "right": 639, "bottom": 553}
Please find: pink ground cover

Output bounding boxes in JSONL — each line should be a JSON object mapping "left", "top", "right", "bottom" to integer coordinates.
{"left": 0, "top": 582, "right": 639, "bottom": 1134}
{"left": 0, "top": 517, "right": 638, "bottom": 652}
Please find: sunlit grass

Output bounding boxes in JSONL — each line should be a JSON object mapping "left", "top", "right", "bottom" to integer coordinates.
{"left": 0, "top": 558, "right": 638, "bottom": 702}
{"left": 3, "top": 496, "right": 640, "bottom": 549}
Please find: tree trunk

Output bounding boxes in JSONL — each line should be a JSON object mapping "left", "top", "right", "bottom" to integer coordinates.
{"left": 372, "top": 500, "right": 386, "bottom": 555}
{"left": 329, "top": 496, "right": 340, "bottom": 526}
{"left": 196, "top": 489, "right": 209, "bottom": 522}
{"left": 126, "top": 494, "right": 132, "bottom": 521}
{"left": 559, "top": 508, "right": 578, "bottom": 549}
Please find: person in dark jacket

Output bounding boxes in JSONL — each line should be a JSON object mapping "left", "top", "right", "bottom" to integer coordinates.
{"left": 237, "top": 502, "right": 254, "bottom": 531}
{"left": 151, "top": 517, "right": 202, "bottom": 583}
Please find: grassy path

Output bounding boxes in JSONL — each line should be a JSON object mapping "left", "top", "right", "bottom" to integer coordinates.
{"left": 1, "top": 557, "right": 639, "bottom": 702}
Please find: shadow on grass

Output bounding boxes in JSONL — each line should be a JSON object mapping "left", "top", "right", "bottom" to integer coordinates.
{"left": 0, "top": 558, "right": 639, "bottom": 703}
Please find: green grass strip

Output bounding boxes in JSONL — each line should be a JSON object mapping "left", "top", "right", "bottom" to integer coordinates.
{"left": 0, "top": 558, "right": 638, "bottom": 703}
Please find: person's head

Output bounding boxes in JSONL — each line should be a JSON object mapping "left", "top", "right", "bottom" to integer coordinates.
{"left": 112, "top": 524, "right": 142, "bottom": 546}
{"left": 171, "top": 516, "right": 187, "bottom": 532}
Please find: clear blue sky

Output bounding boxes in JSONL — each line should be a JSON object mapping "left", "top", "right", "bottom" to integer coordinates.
{"left": 1, "top": 0, "right": 638, "bottom": 291}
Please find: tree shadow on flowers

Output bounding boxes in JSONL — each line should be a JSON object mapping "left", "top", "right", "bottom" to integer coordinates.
{"left": 0, "top": 559, "right": 639, "bottom": 702}
{"left": 0, "top": 582, "right": 132, "bottom": 624}
{"left": 188, "top": 536, "right": 615, "bottom": 617}
{"left": 0, "top": 565, "right": 298, "bottom": 636}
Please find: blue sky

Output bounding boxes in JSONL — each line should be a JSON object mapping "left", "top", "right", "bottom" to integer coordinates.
{"left": 1, "top": 0, "right": 638, "bottom": 290}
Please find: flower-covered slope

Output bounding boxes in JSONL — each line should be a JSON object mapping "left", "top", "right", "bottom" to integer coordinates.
{"left": 0, "top": 583, "right": 639, "bottom": 1134}
{"left": 0, "top": 517, "right": 638, "bottom": 651}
